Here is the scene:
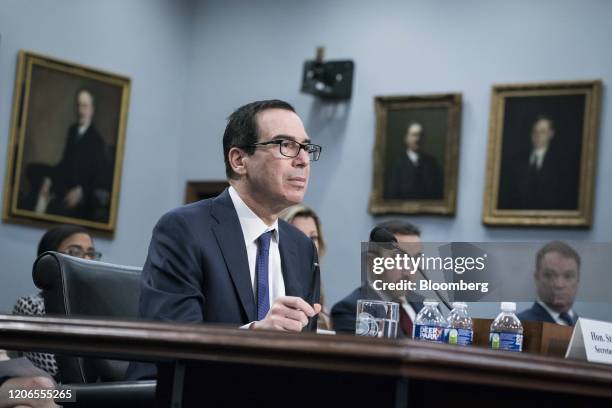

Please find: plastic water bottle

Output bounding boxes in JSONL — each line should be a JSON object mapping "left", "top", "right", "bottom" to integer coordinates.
{"left": 414, "top": 301, "right": 448, "bottom": 343}
{"left": 446, "top": 302, "right": 473, "bottom": 346}
{"left": 489, "top": 302, "right": 523, "bottom": 352}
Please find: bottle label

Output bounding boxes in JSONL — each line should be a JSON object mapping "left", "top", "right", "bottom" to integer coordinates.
{"left": 414, "top": 324, "right": 445, "bottom": 342}
{"left": 489, "top": 332, "right": 523, "bottom": 352}
{"left": 447, "top": 328, "right": 473, "bottom": 346}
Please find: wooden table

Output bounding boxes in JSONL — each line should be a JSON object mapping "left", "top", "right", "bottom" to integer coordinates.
{"left": 0, "top": 314, "right": 609, "bottom": 407}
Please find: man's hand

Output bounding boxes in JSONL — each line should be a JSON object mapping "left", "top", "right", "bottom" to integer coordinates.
{"left": 35, "top": 178, "right": 54, "bottom": 213}
{"left": 64, "top": 185, "right": 83, "bottom": 208}
{"left": 251, "top": 296, "right": 321, "bottom": 332}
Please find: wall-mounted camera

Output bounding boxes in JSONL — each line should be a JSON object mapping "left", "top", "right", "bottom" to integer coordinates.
{"left": 301, "top": 47, "right": 354, "bottom": 100}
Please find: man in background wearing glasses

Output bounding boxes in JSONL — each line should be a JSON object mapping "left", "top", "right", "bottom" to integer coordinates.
{"left": 128, "top": 99, "right": 323, "bottom": 380}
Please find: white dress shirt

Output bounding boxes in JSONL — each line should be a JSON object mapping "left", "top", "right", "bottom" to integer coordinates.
{"left": 228, "top": 186, "right": 285, "bottom": 311}
{"left": 77, "top": 122, "right": 90, "bottom": 139}
{"left": 537, "top": 300, "right": 576, "bottom": 326}
{"left": 529, "top": 147, "right": 547, "bottom": 171}
{"left": 406, "top": 149, "right": 419, "bottom": 166}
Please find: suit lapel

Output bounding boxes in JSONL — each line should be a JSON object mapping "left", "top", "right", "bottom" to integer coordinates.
{"left": 409, "top": 300, "right": 424, "bottom": 315}
{"left": 211, "top": 189, "right": 256, "bottom": 322}
{"left": 278, "top": 222, "right": 303, "bottom": 298}
{"left": 532, "top": 302, "right": 556, "bottom": 324}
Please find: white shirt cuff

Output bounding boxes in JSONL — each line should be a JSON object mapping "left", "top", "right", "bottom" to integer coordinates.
{"left": 240, "top": 321, "right": 256, "bottom": 329}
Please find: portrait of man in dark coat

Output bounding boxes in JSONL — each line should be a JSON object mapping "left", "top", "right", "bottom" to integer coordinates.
{"left": 23, "top": 89, "right": 112, "bottom": 222}
{"left": 4, "top": 51, "right": 129, "bottom": 232}
{"left": 385, "top": 122, "right": 443, "bottom": 200}
{"left": 498, "top": 115, "right": 578, "bottom": 210}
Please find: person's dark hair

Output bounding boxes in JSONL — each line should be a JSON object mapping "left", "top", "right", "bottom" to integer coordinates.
{"left": 37, "top": 225, "right": 91, "bottom": 256}
{"left": 366, "top": 220, "right": 419, "bottom": 274}
{"left": 535, "top": 241, "right": 580, "bottom": 272}
{"left": 375, "top": 220, "right": 421, "bottom": 237}
{"left": 223, "top": 99, "right": 296, "bottom": 179}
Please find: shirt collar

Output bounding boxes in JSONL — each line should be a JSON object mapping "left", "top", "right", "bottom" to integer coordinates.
{"left": 534, "top": 146, "right": 547, "bottom": 155}
{"left": 531, "top": 147, "right": 547, "bottom": 159}
{"left": 537, "top": 299, "right": 575, "bottom": 320}
{"left": 406, "top": 149, "right": 419, "bottom": 165}
{"left": 78, "top": 122, "right": 90, "bottom": 136}
{"left": 228, "top": 186, "right": 279, "bottom": 244}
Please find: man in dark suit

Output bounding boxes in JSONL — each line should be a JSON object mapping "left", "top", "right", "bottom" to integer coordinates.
{"left": 501, "top": 116, "right": 575, "bottom": 210}
{"left": 331, "top": 220, "right": 424, "bottom": 338}
{"left": 127, "top": 100, "right": 323, "bottom": 379}
{"left": 517, "top": 241, "right": 580, "bottom": 326}
{"left": 385, "top": 122, "right": 443, "bottom": 200}
{"left": 29, "top": 89, "right": 110, "bottom": 221}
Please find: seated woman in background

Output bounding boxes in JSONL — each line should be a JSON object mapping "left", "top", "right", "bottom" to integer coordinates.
{"left": 280, "top": 205, "right": 332, "bottom": 331}
{"left": 12, "top": 225, "right": 101, "bottom": 377}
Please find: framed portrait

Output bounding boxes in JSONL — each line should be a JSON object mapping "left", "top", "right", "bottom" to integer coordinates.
{"left": 184, "top": 180, "right": 229, "bottom": 204}
{"left": 368, "top": 93, "right": 462, "bottom": 215}
{"left": 2, "top": 50, "right": 130, "bottom": 233}
{"left": 482, "top": 80, "right": 602, "bottom": 227}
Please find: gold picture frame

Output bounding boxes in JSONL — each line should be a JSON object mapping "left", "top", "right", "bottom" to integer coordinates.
{"left": 368, "top": 93, "right": 462, "bottom": 215}
{"left": 2, "top": 50, "right": 131, "bottom": 233}
{"left": 482, "top": 80, "right": 602, "bottom": 227}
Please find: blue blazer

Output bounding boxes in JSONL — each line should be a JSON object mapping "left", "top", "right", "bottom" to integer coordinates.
{"left": 517, "top": 302, "right": 577, "bottom": 325}
{"left": 331, "top": 286, "right": 424, "bottom": 338}
{"left": 127, "top": 189, "right": 320, "bottom": 379}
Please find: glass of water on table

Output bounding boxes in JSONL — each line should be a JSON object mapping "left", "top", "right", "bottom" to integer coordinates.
{"left": 355, "top": 299, "right": 399, "bottom": 338}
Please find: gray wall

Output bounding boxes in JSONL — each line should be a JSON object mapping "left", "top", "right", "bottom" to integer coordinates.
{"left": 0, "top": 0, "right": 610, "bottom": 320}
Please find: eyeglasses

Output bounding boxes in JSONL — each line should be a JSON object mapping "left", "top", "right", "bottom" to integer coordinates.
{"left": 247, "top": 139, "right": 322, "bottom": 161}
{"left": 62, "top": 246, "right": 102, "bottom": 261}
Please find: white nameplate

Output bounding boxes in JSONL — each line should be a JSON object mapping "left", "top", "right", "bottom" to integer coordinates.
{"left": 565, "top": 318, "right": 612, "bottom": 365}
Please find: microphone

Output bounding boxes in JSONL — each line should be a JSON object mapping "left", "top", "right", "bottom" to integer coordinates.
{"left": 368, "top": 226, "right": 452, "bottom": 310}
{"left": 369, "top": 226, "right": 397, "bottom": 243}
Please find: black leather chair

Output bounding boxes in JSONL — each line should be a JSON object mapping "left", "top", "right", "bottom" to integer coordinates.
{"left": 33, "top": 251, "right": 156, "bottom": 407}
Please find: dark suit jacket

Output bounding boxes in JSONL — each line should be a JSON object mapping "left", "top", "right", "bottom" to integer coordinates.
{"left": 517, "top": 302, "right": 577, "bottom": 325}
{"left": 126, "top": 189, "right": 320, "bottom": 379}
{"left": 500, "top": 148, "right": 576, "bottom": 210}
{"left": 46, "top": 123, "right": 111, "bottom": 220}
{"left": 331, "top": 286, "right": 424, "bottom": 338}
{"left": 385, "top": 152, "right": 443, "bottom": 200}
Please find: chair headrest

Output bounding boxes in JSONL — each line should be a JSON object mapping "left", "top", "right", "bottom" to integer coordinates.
{"left": 33, "top": 251, "right": 143, "bottom": 318}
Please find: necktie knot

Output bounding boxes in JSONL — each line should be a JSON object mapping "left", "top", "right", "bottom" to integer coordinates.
{"left": 559, "top": 311, "right": 574, "bottom": 326}
{"left": 257, "top": 230, "right": 274, "bottom": 250}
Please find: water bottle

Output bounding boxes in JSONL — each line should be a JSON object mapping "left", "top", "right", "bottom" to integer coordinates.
{"left": 414, "top": 301, "right": 448, "bottom": 343}
{"left": 489, "top": 302, "right": 523, "bottom": 352}
{"left": 446, "top": 302, "right": 473, "bottom": 346}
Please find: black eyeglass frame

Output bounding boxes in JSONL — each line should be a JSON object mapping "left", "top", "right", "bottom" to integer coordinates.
{"left": 62, "top": 246, "right": 102, "bottom": 261}
{"left": 245, "top": 139, "right": 322, "bottom": 161}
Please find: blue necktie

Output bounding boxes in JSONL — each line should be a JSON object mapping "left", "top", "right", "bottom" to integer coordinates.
{"left": 559, "top": 311, "right": 574, "bottom": 326}
{"left": 256, "top": 230, "right": 274, "bottom": 320}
